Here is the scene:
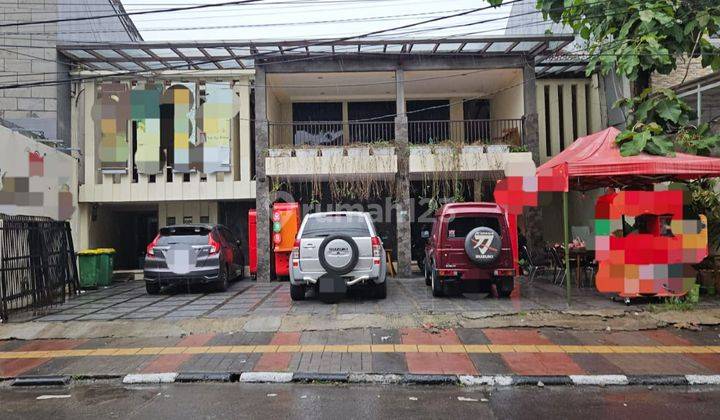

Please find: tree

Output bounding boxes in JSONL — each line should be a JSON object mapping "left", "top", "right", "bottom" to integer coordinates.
{"left": 491, "top": 0, "right": 720, "bottom": 156}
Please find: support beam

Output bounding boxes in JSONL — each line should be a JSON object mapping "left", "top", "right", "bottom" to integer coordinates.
{"left": 254, "top": 67, "right": 271, "bottom": 282}
{"left": 394, "top": 68, "right": 412, "bottom": 277}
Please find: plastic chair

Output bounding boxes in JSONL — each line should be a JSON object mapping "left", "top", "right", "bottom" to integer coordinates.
{"left": 550, "top": 246, "right": 566, "bottom": 286}
{"left": 523, "top": 245, "right": 550, "bottom": 284}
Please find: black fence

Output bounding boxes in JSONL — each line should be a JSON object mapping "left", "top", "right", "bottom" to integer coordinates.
{"left": 0, "top": 215, "right": 79, "bottom": 321}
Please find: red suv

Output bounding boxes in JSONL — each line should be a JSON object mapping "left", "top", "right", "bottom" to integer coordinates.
{"left": 422, "top": 202, "right": 515, "bottom": 297}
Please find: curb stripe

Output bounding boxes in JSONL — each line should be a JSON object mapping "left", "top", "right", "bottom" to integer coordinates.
{"left": 18, "top": 372, "right": 720, "bottom": 387}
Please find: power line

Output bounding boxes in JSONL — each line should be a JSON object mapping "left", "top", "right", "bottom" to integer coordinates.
{"left": 0, "top": 1, "right": 525, "bottom": 90}
{"left": 0, "top": 0, "right": 266, "bottom": 28}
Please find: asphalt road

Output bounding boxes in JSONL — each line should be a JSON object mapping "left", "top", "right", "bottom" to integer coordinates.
{"left": 1, "top": 382, "right": 719, "bottom": 419}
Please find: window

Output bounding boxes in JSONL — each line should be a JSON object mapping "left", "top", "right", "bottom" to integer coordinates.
{"left": 199, "top": 215, "right": 210, "bottom": 223}
{"left": 166, "top": 216, "right": 176, "bottom": 226}
{"left": 446, "top": 216, "right": 501, "bottom": 239}
{"left": 183, "top": 216, "right": 193, "bottom": 224}
{"left": 302, "top": 214, "right": 370, "bottom": 238}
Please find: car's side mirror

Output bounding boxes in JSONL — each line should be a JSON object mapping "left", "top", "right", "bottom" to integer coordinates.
{"left": 421, "top": 230, "right": 430, "bottom": 239}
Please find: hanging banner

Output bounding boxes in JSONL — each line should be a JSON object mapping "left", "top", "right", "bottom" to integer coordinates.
{"left": 97, "top": 82, "right": 130, "bottom": 172}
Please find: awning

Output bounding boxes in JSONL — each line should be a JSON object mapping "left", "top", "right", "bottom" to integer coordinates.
{"left": 536, "top": 127, "right": 720, "bottom": 190}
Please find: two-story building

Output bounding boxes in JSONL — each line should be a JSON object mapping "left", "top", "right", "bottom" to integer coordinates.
{"left": 57, "top": 34, "right": 604, "bottom": 280}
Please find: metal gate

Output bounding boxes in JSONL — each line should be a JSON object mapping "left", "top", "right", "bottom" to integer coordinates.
{"left": 0, "top": 215, "right": 79, "bottom": 321}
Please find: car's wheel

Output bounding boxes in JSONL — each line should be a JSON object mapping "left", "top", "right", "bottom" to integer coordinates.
{"left": 318, "top": 234, "right": 359, "bottom": 276}
{"left": 373, "top": 280, "right": 387, "bottom": 299}
{"left": 431, "top": 267, "right": 444, "bottom": 297}
{"left": 424, "top": 261, "right": 431, "bottom": 286}
{"left": 145, "top": 281, "right": 160, "bottom": 295}
{"left": 496, "top": 277, "right": 514, "bottom": 298}
{"left": 290, "top": 283, "right": 306, "bottom": 301}
{"left": 214, "top": 265, "right": 229, "bottom": 292}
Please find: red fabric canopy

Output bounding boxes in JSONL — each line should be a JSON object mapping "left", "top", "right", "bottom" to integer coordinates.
{"left": 536, "top": 127, "right": 720, "bottom": 190}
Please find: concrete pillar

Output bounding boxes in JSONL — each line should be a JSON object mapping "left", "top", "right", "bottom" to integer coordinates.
{"left": 522, "top": 62, "right": 544, "bottom": 249}
{"left": 394, "top": 68, "right": 412, "bottom": 277}
{"left": 254, "top": 67, "right": 272, "bottom": 282}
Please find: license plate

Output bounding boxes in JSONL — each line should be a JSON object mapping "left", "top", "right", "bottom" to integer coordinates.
{"left": 319, "top": 276, "right": 347, "bottom": 294}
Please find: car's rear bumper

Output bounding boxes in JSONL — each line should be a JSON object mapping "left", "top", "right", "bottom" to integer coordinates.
{"left": 143, "top": 268, "right": 220, "bottom": 286}
{"left": 436, "top": 267, "right": 516, "bottom": 280}
{"left": 290, "top": 267, "right": 383, "bottom": 286}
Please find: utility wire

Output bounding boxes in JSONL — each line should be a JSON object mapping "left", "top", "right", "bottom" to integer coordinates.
{"left": 0, "top": 0, "right": 525, "bottom": 90}
{"left": 0, "top": 0, "right": 266, "bottom": 28}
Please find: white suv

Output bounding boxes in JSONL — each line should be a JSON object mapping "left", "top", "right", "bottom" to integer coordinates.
{"left": 290, "top": 212, "right": 387, "bottom": 302}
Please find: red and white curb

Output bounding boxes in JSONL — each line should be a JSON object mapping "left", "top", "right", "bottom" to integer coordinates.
{"left": 6, "top": 373, "right": 720, "bottom": 387}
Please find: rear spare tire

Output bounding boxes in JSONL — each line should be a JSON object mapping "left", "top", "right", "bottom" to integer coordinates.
{"left": 464, "top": 227, "right": 502, "bottom": 266}
{"left": 318, "top": 234, "right": 359, "bottom": 276}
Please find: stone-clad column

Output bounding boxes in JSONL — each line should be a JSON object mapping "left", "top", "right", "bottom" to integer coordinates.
{"left": 394, "top": 68, "right": 412, "bottom": 277}
{"left": 523, "top": 61, "right": 543, "bottom": 249}
{"left": 254, "top": 66, "right": 271, "bottom": 282}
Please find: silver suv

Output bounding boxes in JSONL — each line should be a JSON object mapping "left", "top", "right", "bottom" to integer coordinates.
{"left": 290, "top": 212, "right": 387, "bottom": 302}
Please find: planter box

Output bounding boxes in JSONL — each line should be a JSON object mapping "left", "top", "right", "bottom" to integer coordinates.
{"left": 294, "top": 148, "right": 319, "bottom": 158}
{"left": 486, "top": 144, "right": 510, "bottom": 154}
{"left": 346, "top": 147, "right": 370, "bottom": 157}
{"left": 410, "top": 146, "right": 431, "bottom": 156}
{"left": 320, "top": 147, "right": 344, "bottom": 158}
{"left": 371, "top": 146, "right": 395, "bottom": 156}
{"left": 462, "top": 145, "right": 485, "bottom": 154}
{"left": 431, "top": 146, "right": 452, "bottom": 155}
{"left": 268, "top": 148, "right": 292, "bottom": 158}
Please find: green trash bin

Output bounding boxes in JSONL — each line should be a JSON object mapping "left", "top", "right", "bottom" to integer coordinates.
{"left": 77, "top": 248, "right": 116, "bottom": 289}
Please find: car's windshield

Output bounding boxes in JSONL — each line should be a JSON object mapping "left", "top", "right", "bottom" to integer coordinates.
{"left": 302, "top": 214, "right": 371, "bottom": 238}
{"left": 157, "top": 226, "right": 211, "bottom": 245}
{"left": 446, "top": 216, "right": 501, "bottom": 239}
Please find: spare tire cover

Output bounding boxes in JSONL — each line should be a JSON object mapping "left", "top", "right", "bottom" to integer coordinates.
{"left": 319, "top": 235, "right": 359, "bottom": 276}
{"left": 464, "top": 227, "right": 502, "bottom": 265}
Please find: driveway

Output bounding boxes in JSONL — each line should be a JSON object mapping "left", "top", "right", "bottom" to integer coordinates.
{"left": 20, "top": 276, "right": 711, "bottom": 323}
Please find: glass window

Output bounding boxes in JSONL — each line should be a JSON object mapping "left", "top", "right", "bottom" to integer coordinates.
{"left": 302, "top": 214, "right": 370, "bottom": 238}
{"left": 446, "top": 216, "right": 501, "bottom": 239}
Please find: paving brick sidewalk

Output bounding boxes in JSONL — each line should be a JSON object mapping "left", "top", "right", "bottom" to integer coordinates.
{"left": 2, "top": 327, "right": 720, "bottom": 379}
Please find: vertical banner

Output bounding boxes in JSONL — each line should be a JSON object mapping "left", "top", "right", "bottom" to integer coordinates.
{"left": 132, "top": 83, "right": 163, "bottom": 174}
{"left": 98, "top": 82, "right": 130, "bottom": 172}
{"left": 196, "top": 83, "right": 233, "bottom": 173}
{"left": 161, "top": 83, "right": 196, "bottom": 173}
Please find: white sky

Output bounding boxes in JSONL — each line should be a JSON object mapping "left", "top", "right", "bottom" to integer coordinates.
{"left": 122, "top": 0, "right": 514, "bottom": 42}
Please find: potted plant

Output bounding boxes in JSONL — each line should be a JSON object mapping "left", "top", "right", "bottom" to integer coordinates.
{"left": 689, "top": 179, "right": 720, "bottom": 294}
{"left": 509, "top": 144, "right": 529, "bottom": 153}
{"left": 345, "top": 143, "right": 370, "bottom": 157}
{"left": 370, "top": 141, "right": 395, "bottom": 156}
{"left": 294, "top": 144, "right": 319, "bottom": 158}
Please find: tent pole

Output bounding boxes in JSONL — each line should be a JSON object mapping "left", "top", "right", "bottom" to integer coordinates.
{"left": 563, "top": 191, "right": 571, "bottom": 306}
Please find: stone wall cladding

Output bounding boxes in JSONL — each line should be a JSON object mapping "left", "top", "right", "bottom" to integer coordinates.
{"left": 652, "top": 56, "right": 716, "bottom": 89}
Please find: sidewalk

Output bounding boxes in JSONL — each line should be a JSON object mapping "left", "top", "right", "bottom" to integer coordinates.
{"left": 2, "top": 327, "right": 720, "bottom": 380}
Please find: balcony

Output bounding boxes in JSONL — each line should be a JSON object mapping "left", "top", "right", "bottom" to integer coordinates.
{"left": 268, "top": 118, "right": 524, "bottom": 148}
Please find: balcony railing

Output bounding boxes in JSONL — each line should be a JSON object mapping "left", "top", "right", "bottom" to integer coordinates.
{"left": 268, "top": 118, "right": 524, "bottom": 147}
{"left": 408, "top": 119, "right": 524, "bottom": 145}
{"left": 270, "top": 121, "right": 395, "bottom": 147}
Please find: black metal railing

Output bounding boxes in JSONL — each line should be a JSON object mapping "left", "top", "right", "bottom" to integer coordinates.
{"left": 408, "top": 118, "right": 524, "bottom": 145}
{"left": 269, "top": 119, "right": 524, "bottom": 147}
{"left": 269, "top": 121, "right": 395, "bottom": 147}
{"left": 0, "top": 215, "right": 79, "bottom": 321}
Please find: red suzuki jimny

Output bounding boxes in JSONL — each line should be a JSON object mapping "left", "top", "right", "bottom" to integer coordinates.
{"left": 422, "top": 202, "right": 515, "bottom": 297}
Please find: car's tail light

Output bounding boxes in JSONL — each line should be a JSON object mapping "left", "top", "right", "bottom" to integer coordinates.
{"left": 146, "top": 234, "right": 160, "bottom": 256}
{"left": 371, "top": 236, "right": 381, "bottom": 258}
{"left": 208, "top": 234, "right": 221, "bottom": 255}
{"left": 292, "top": 239, "right": 300, "bottom": 267}
{"left": 494, "top": 268, "right": 516, "bottom": 276}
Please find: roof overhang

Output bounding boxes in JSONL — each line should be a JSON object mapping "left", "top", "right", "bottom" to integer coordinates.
{"left": 57, "top": 35, "right": 575, "bottom": 74}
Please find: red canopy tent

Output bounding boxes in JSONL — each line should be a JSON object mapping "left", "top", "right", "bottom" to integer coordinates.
{"left": 537, "top": 127, "right": 720, "bottom": 190}
{"left": 531, "top": 127, "right": 720, "bottom": 303}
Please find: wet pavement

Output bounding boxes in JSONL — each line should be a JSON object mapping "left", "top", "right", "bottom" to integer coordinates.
{"left": 21, "top": 275, "right": 712, "bottom": 323}
{"left": 1, "top": 382, "right": 719, "bottom": 420}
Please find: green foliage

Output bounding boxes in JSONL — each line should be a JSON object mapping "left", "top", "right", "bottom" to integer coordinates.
{"left": 492, "top": 0, "right": 720, "bottom": 157}
{"left": 688, "top": 178, "right": 720, "bottom": 252}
